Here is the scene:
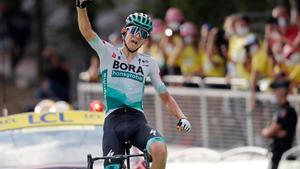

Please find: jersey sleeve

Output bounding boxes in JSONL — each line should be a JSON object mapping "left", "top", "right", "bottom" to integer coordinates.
{"left": 88, "top": 34, "right": 111, "bottom": 61}
{"left": 149, "top": 59, "right": 168, "bottom": 94}
{"left": 276, "top": 110, "right": 288, "bottom": 128}
{"left": 277, "top": 107, "right": 298, "bottom": 131}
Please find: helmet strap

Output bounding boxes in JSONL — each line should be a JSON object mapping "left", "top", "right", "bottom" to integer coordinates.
{"left": 124, "top": 39, "right": 139, "bottom": 53}
{"left": 122, "top": 31, "right": 141, "bottom": 53}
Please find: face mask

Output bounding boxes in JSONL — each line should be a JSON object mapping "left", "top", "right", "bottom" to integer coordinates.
{"left": 277, "top": 17, "right": 288, "bottom": 27}
{"left": 183, "top": 36, "right": 194, "bottom": 44}
{"left": 168, "top": 22, "right": 180, "bottom": 31}
{"left": 236, "top": 26, "right": 249, "bottom": 36}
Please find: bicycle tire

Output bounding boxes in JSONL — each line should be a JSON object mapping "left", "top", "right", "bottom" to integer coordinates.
{"left": 87, "top": 154, "right": 93, "bottom": 169}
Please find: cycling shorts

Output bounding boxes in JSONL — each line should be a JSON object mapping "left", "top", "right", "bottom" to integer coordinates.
{"left": 102, "top": 106, "right": 165, "bottom": 168}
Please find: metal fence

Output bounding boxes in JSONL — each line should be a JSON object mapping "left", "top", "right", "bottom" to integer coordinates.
{"left": 77, "top": 82, "right": 300, "bottom": 150}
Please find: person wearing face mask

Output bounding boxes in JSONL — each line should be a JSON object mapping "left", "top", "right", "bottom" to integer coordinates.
{"left": 269, "top": 6, "right": 298, "bottom": 61}
{"left": 139, "top": 18, "right": 168, "bottom": 76}
{"left": 228, "top": 15, "right": 253, "bottom": 63}
{"left": 176, "top": 21, "right": 202, "bottom": 77}
{"left": 262, "top": 74, "right": 298, "bottom": 169}
{"left": 236, "top": 23, "right": 250, "bottom": 37}
{"left": 272, "top": 5, "right": 299, "bottom": 43}
{"left": 161, "top": 7, "right": 185, "bottom": 75}
{"left": 227, "top": 15, "right": 246, "bottom": 74}
{"left": 270, "top": 6, "right": 300, "bottom": 92}
{"left": 200, "top": 24, "right": 226, "bottom": 78}
{"left": 227, "top": 15, "right": 258, "bottom": 80}
{"left": 271, "top": 6, "right": 300, "bottom": 65}
{"left": 221, "top": 14, "right": 239, "bottom": 66}
{"left": 164, "top": 7, "right": 184, "bottom": 33}
{"left": 223, "top": 14, "right": 239, "bottom": 40}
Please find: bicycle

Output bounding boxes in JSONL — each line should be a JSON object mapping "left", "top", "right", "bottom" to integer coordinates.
{"left": 87, "top": 141, "right": 151, "bottom": 169}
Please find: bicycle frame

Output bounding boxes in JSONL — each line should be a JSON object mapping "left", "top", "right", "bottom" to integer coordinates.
{"left": 87, "top": 149, "right": 150, "bottom": 169}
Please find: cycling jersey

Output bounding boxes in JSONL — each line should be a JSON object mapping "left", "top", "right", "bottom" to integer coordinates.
{"left": 88, "top": 35, "right": 167, "bottom": 115}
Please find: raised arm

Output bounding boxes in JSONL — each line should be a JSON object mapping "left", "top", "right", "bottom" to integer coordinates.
{"left": 76, "top": 2, "right": 96, "bottom": 41}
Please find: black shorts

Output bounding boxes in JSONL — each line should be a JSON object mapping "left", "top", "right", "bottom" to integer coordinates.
{"left": 102, "top": 107, "right": 165, "bottom": 168}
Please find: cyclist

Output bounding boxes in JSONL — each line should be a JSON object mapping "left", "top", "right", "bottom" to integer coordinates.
{"left": 75, "top": 1, "right": 191, "bottom": 169}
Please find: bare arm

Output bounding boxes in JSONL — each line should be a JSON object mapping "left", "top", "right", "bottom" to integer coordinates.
{"left": 290, "top": 0, "right": 298, "bottom": 25}
{"left": 159, "top": 92, "right": 187, "bottom": 120}
{"left": 250, "top": 70, "right": 259, "bottom": 110}
{"left": 261, "top": 123, "right": 286, "bottom": 138}
{"left": 77, "top": 7, "right": 96, "bottom": 41}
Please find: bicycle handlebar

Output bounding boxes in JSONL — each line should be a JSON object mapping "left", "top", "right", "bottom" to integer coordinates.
{"left": 87, "top": 150, "right": 150, "bottom": 169}
{"left": 91, "top": 153, "right": 146, "bottom": 161}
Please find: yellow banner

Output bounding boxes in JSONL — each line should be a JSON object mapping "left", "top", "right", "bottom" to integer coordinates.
{"left": 0, "top": 111, "right": 105, "bottom": 131}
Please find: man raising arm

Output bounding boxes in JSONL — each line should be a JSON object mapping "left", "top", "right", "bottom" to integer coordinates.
{"left": 76, "top": 1, "right": 191, "bottom": 169}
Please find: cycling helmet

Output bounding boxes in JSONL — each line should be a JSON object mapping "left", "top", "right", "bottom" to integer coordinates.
{"left": 165, "top": 7, "right": 184, "bottom": 23}
{"left": 125, "top": 12, "right": 153, "bottom": 33}
{"left": 180, "top": 21, "right": 198, "bottom": 37}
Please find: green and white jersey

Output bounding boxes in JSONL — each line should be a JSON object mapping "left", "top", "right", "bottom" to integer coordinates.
{"left": 88, "top": 35, "right": 167, "bottom": 116}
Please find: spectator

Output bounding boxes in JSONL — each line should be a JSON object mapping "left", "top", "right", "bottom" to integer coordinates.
{"left": 1, "top": 0, "right": 32, "bottom": 70}
{"left": 220, "top": 14, "right": 239, "bottom": 81}
{"left": 200, "top": 24, "right": 226, "bottom": 77}
{"left": 161, "top": 7, "right": 185, "bottom": 75}
{"left": 261, "top": 74, "right": 298, "bottom": 169}
{"left": 268, "top": 5, "right": 300, "bottom": 92}
{"left": 223, "top": 14, "right": 239, "bottom": 40}
{"left": 79, "top": 54, "right": 100, "bottom": 82}
{"left": 36, "top": 48, "right": 70, "bottom": 102}
{"left": 249, "top": 36, "right": 273, "bottom": 108}
{"left": 139, "top": 18, "right": 168, "bottom": 76}
{"left": 227, "top": 15, "right": 258, "bottom": 80}
{"left": 177, "top": 21, "right": 202, "bottom": 76}
{"left": 271, "top": 5, "right": 299, "bottom": 48}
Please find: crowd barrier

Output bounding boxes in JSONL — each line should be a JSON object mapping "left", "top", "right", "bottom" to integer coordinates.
{"left": 77, "top": 81, "right": 300, "bottom": 150}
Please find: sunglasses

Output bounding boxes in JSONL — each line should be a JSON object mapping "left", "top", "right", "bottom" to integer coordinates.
{"left": 127, "top": 26, "right": 150, "bottom": 39}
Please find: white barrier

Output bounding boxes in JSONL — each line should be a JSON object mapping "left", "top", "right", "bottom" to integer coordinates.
{"left": 166, "top": 146, "right": 270, "bottom": 169}
{"left": 77, "top": 82, "right": 300, "bottom": 149}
